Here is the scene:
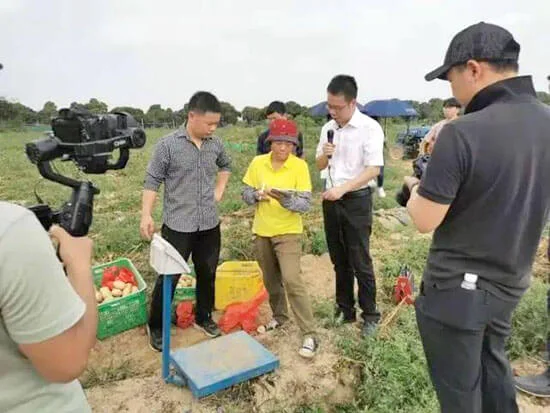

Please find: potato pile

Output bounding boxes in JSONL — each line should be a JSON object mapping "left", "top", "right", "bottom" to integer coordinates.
{"left": 177, "top": 274, "right": 196, "bottom": 288}
{"left": 95, "top": 281, "right": 139, "bottom": 304}
{"left": 96, "top": 265, "right": 139, "bottom": 305}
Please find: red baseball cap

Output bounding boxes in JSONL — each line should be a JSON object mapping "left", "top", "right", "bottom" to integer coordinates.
{"left": 267, "top": 118, "right": 298, "bottom": 145}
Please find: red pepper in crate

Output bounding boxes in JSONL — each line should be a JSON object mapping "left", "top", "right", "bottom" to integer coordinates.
{"left": 101, "top": 265, "right": 137, "bottom": 288}
{"left": 101, "top": 266, "right": 118, "bottom": 289}
{"left": 117, "top": 267, "right": 137, "bottom": 286}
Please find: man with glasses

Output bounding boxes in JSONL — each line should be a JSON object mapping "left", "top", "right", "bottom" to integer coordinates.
{"left": 315, "top": 74, "right": 385, "bottom": 337}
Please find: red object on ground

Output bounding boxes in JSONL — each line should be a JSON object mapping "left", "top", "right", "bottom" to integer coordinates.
{"left": 218, "top": 288, "right": 269, "bottom": 334}
{"left": 176, "top": 301, "right": 195, "bottom": 329}
{"left": 394, "top": 267, "right": 415, "bottom": 305}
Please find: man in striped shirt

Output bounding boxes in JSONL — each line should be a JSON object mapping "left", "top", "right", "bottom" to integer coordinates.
{"left": 140, "top": 91, "right": 231, "bottom": 350}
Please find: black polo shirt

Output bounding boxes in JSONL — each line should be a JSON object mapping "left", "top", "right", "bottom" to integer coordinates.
{"left": 418, "top": 76, "right": 550, "bottom": 300}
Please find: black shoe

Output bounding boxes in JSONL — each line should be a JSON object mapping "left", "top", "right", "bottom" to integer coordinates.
{"left": 146, "top": 324, "right": 162, "bottom": 352}
{"left": 194, "top": 319, "right": 222, "bottom": 338}
{"left": 334, "top": 309, "right": 356, "bottom": 325}
{"left": 361, "top": 321, "right": 378, "bottom": 338}
{"left": 514, "top": 369, "right": 550, "bottom": 398}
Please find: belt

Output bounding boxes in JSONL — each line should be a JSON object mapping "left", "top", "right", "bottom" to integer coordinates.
{"left": 341, "top": 187, "right": 372, "bottom": 200}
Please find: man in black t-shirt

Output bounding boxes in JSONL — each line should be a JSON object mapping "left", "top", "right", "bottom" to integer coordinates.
{"left": 404, "top": 23, "right": 550, "bottom": 412}
{"left": 256, "top": 101, "right": 304, "bottom": 158}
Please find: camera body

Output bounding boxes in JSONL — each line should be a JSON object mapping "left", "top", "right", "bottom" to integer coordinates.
{"left": 26, "top": 107, "right": 146, "bottom": 236}
{"left": 396, "top": 154, "right": 430, "bottom": 207}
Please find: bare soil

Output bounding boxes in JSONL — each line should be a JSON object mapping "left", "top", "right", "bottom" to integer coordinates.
{"left": 83, "top": 224, "right": 550, "bottom": 412}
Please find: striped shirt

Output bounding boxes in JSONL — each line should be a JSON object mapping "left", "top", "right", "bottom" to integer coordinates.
{"left": 144, "top": 128, "right": 231, "bottom": 232}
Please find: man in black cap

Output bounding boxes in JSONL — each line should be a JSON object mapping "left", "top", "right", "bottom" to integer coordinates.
{"left": 403, "top": 22, "right": 550, "bottom": 412}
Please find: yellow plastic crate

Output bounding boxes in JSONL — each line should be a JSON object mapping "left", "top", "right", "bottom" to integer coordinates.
{"left": 215, "top": 261, "right": 264, "bottom": 310}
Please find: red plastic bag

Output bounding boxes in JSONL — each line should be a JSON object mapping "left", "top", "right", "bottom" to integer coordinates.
{"left": 218, "top": 288, "right": 268, "bottom": 334}
{"left": 176, "top": 301, "right": 195, "bottom": 329}
{"left": 393, "top": 266, "right": 415, "bottom": 305}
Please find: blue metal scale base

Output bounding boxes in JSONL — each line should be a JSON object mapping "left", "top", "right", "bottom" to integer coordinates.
{"left": 161, "top": 274, "right": 279, "bottom": 398}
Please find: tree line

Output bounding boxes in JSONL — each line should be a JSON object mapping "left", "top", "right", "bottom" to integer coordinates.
{"left": 2, "top": 93, "right": 550, "bottom": 129}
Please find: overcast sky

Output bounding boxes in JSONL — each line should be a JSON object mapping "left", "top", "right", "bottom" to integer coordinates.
{"left": 1, "top": 0, "right": 549, "bottom": 112}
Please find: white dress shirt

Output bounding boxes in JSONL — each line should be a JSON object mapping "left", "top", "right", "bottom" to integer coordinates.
{"left": 316, "top": 108, "right": 384, "bottom": 189}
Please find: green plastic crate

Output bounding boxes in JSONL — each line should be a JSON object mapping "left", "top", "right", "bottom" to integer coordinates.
{"left": 173, "top": 264, "right": 196, "bottom": 308}
{"left": 93, "top": 258, "right": 148, "bottom": 340}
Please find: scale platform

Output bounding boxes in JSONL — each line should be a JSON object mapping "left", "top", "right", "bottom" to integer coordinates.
{"left": 170, "top": 331, "right": 279, "bottom": 398}
{"left": 150, "top": 234, "right": 279, "bottom": 398}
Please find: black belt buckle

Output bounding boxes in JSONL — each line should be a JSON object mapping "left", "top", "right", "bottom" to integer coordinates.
{"left": 342, "top": 187, "right": 371, "bottom": 200}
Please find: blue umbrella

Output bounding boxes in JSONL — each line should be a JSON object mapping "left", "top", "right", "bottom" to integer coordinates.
{"left": 361, "top": 99, "right": 418, "bottom": 135}
{"left": 308, "top": 101, "right": 329, "bottom": 117}
{"left": 360, "top": 99, "right": 418, "bottom": 118}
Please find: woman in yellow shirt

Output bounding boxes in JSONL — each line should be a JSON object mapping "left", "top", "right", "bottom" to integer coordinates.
{"left": 242, "top": 118, "right": 318, "bottom": 359}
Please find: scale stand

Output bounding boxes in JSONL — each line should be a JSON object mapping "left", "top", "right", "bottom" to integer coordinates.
{"left": 149, "top": 233, "right": 280, "bottom": 398}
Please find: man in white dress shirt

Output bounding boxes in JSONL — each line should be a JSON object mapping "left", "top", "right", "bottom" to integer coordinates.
{"left": 315, "top": 74, "right": 385, "bottom": 337}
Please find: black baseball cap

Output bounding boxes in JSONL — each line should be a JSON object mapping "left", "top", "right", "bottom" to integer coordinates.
{"left": 425, "top": 22, "right": 520, "bottom": 81}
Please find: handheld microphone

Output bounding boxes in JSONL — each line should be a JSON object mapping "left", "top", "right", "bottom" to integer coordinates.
{"left": 327, "top": 130, "right": 334, "bottom": 159}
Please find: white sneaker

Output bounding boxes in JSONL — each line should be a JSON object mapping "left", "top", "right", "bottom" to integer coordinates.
{"left": 377, "top": 187, "right": 386, "bottom": 198}
{"left": 257, "top": 319, "right": 281, "bottom": 334}
{"left": 298, "top": 337, "right": 319, "bottom": 359}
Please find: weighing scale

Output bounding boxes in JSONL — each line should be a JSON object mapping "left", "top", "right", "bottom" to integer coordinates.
{"left": 149, "top": 234, "right": 280, "bottom": 398}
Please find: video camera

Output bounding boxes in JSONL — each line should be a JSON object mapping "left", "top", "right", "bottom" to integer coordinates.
{"left": 395, "top": 154, "right": 430, "bottom": 207}
{"left": 25, "top": 107, "right": 146, "bottom": 236}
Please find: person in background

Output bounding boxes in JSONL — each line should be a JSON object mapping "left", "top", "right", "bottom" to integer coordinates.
{"left": 421, "top": 97, "right": 461, "bottom": 154}
{"left": 140, "top": 91, "right": 231, "bottom": 350}
{"left": 242, "top": 118, "right": 318, "bottom": 358}
{"left": 256, "top": 101, "right": 304, "bottom": 158}
{"left": 405, "top": 22, "right": 550, "bottom": 412}
{"left": 315, "top": 74, "right": 385, "bottom": 337}
{"left": 368, "top": 116, "right": 386, "bottom": 198}
{"left": 513, "top": 74, "right": 550, "bottom": 398}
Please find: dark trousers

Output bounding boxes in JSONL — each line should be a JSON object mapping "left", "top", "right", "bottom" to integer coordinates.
{"left": 148, "top": 224, "right": 221, "bottom": 329}
{"left": 322, "top": 191, "right": 380, "bottom": 322}
{"left": 377, "top": 166, "right": 384, "bottom": 187}
{"left": 415, "top": 282, "right": 520, "bottom": 413}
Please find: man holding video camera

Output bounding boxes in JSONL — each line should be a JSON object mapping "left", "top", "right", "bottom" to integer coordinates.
{"left": 404, "top": 22, "right": 550, "bottom": 412}
{"left": 0, "top": 204, "right": 96, "bottom": 412}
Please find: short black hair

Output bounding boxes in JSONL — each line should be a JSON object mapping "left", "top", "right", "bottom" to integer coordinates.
{"left": 188, "top": 91, "right": 221, "bottom": 114}
{"left": 266, "top": 101, "right": 286, "bottom": 116}
{"left": 454, "top": 59, "right": 519, "bottom": 75}
{"left": 443, "top": 97, "right": 461, "bottom": 108}
{"left": 485, "top": 59, "right": 519, "bottom": 73}
{"left": 327, "top": 75, "right": 358, "bottom": 102}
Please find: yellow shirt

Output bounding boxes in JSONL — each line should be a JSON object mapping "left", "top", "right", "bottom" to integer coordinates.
{"left": 243, "top": 153, "right": 312, "bottom": 237}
